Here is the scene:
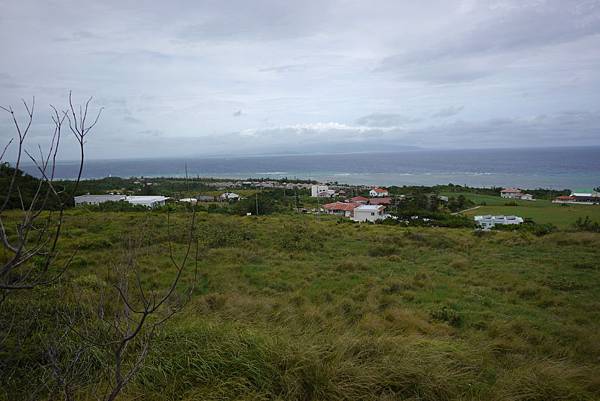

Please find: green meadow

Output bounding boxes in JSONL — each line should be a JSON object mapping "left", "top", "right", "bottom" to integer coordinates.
{"left": 3, "top": 209, "right": 600, "bottom": 400}
{"left": 441, "top": 192, "right": 600, "bottom": 228}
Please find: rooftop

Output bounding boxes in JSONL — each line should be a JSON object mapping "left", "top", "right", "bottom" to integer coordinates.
{"left": 355, "top": 204, "right": 385, "bottom": 211}
{"left": 323, "top": 202, "right": 359, "bottom": 211}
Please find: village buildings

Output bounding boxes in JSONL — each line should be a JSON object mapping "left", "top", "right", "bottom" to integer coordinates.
{"left": 500, "top": 188, "right": 534, "bottom": 200}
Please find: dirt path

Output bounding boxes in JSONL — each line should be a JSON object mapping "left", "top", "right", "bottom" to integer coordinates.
{"left": 452, "top": 205, "right": 480, "bottom": 215}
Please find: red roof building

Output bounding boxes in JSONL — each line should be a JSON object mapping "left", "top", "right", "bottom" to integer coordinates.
{"left": 322, "top": 202, "right": 360, "bottom": 217}
{"left": 368, "top": 197, "right": 392, "bottom": 205}
{"left": 350, "top": 196, "right": 369, "bottom": 204}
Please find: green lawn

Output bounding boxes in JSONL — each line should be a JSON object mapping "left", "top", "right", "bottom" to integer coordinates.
{"left": 442, "top": 191, "right": 600, "bottom": 228}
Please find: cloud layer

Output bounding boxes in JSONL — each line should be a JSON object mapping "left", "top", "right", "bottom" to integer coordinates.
{"left": 0, "top": 0, "right": 599, "bottom": 159}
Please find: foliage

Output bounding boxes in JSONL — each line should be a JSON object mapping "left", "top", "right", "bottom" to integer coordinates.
{"left": 573, "top": 216, "right": 600, "bottom": 233}
{"left": 0, "top": 163, "right": 69, "bottom": 209}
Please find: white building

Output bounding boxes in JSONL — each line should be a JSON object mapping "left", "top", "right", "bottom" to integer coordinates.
{"left": 125, "top": 196, "right": 169, "bottom": 208}
{"left": 179, "top": 198, "right": 198, "bottom": 204}
{"left": 74, "top": 194, "right": 126, "bottom": 205}
{"left": 352, "top": 205, "right": 388, "bottom": 222}
{"left": 554, "top": 191, "right": 600, "bottom": 204}
{"left": 219, "top": 192, "right": 240, "bottom": 201}
{"left": 311, "top": 185, "right": 336, "bottom": 197}
{"left": 74, "top": 194, "right": 168, "bottom": 208}
{"left": 474, "top": 215, "right": 524, "bottom": 229}
{"left": 369, "top": 187, "right": 389, "bottom": 197}
{"left": 500, "top": 188, "right": 535, "bottom": 201}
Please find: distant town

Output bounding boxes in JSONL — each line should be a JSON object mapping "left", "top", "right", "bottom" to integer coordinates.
{"left": 73, "top": 177, "right": 600, "bottom": 230}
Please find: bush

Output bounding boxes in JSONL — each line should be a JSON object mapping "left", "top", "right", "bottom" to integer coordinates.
{"left": 573, "top": 216, "right": 600, "bottom": 233}
{"left": 368, "top": 245, "right": 400, "bottom": 257}
{"left": 277, "top": 223, "right": 324, "bottom": 252}
{"left": 430, "top": 306, "right": 462, "bottom": 327}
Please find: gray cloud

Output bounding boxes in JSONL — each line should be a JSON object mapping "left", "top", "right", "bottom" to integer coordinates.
{"left": 0, "top": 0, "right": 599, "bottom": 160}
{"left": 432, "top": 106, "right": 464, "bottom": 118}
{"left": 259, "top": 64, "right": 306, "bottom": 73}
{"left": 378, "top": 1, "right": 600, "bottom": 83}
{"left": 355, "top": 113, "right": 421, "bottom": 127}
{"left": 123, "top": 116, "right": 142, "bottom": 124}
{"left": 177, "top": 0, "right": 331, "bottom": 42}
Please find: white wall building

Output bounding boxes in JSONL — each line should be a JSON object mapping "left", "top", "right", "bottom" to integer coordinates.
{"left": 474, "top": 215, "right": 524, "bottom": 229}
{"left": 125, "top": 196, "right": 169, "bottom": 208}
{"left": 74, "top": 195, "right": 168, "bottom": 208}
{"left": 369, "top": 188, "right": 389, "bottom": 197}
{"left": 311, "top": 185, "right": 335, "bottom": 197}
{"left": 352, "top": 205, "right": 388, "bottom": 222}
{"left": 74, "top": 194, "right": 126, "bottom": 205}
{"left": 219, "top": 192, "right": 240, "bottom": 201}
{"left": 500, "top": 188, "right": 535, "bottom": 201}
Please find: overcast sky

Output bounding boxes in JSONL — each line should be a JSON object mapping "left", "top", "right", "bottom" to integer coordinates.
{"left": 1, "top": 0, "right": 599, "bottom": 160}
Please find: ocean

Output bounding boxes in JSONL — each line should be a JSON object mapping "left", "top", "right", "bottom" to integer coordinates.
{"left": 21, "top": 147, "right": 600, "bottom": 190}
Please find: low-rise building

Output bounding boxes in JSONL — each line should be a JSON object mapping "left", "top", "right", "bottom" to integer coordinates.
{"left": 500, "top": 188, "right": 535, "bottom": 200}
{"left": 322, "top": 202, "right": 360, "bottom": 217}
{"left": 196, "top": 195, "right": 216, "bottom": 202}
{"left": 553, "top": 191, "right": 600, "bottom": 204}
{"left": 311, "top": 185, "right": 336, "bottom": 197}
{"left": 368, "top": 197, "right": 391, "bottom": 205}
{"left": 126, "top": 196, "right": 169, "bottom": 208}
{"left": 474, "top": 215, "right": 524, "bottom": 229}
{"left": 219, "top": 192, "right": 240, "bottom": 201}
{"left": 369, "top": 187, "right": 389, "bottom": 197}
{"left": 74, "top": 194, "right": 169, "bottom": 208}
{"left": 350, "top": 196, "right": 369, "bottom": 204}
{"left": 500, "top": 188, "right": 522, "bottom": 199}
{"left": 74, "top": 194, "right": 126, "bottom": 205}
{"left": 352, "top": 205, "right": 388, "bottom": 222}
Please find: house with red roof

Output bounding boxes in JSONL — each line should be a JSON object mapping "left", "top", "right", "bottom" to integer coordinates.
{"left": 368, "top": 197, "right": 392, "bottom": 205}
{"left": 500, "top": 188, "right": 535, "bottom": 201}
{"left": 322, "top": 202, "right": 360, "bottom": 217}
{"left": 369, "top": 187, "right": 389, "bottom": 197}
{"left": 350, "top": 196, "right": 369, "bottom": 204}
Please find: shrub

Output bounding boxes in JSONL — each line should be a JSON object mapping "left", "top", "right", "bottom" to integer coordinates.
{"left": 368, "top": 245, "right": 399, "bottom": 257}
{"left": 430, "top": 306, "right": 462, "bottom": 327}
{"left": 277, "top": 223, "right": 325, "bottom": 252}
{"left": 573, "top": 216, "right": 600, "bottom": 233}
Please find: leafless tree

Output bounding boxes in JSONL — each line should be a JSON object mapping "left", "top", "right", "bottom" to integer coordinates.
{"left": 48, "top": 210, "right": 199, "bottom": 401}
{"left": 0, "top": 93, "right": 102, "bottom": 301}
{"left": 2, "top": 93, "right": 198, "bottom": 401}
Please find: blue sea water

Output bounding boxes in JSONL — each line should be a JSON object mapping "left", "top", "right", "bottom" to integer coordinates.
{"left": 22, "top": 147, "right": 600, "bottom": 190}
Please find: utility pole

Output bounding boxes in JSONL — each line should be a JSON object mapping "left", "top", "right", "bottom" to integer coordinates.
{"left": 255, "top": 192, "right": 259, "bottom": 215}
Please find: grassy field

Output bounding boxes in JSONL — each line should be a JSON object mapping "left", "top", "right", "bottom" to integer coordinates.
{"left": 2, "top": 210, "right": 600, "bottom": 400}
{"left": 442, "top": 192, "right": 600, "bottom": 228}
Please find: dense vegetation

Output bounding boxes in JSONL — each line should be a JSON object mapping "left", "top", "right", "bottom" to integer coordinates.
{"left": 2, "top": 209, "right": 600, "bottom": 400}
{"left": 0, "top": 163, "right": 70, "bottom": 209}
